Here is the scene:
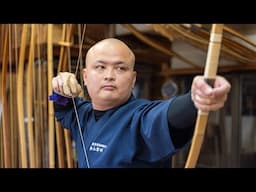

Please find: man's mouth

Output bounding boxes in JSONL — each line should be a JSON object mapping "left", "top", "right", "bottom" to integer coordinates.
{"left": 101, "top": 85, "right": 116, "bottom": 90}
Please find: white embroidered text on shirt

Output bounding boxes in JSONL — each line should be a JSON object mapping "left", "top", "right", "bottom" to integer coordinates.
{"left": 89, "top": 142, "right": 107, "bottom": 152}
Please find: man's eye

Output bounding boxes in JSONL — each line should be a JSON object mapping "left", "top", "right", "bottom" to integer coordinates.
{"left": 96, "top": 65, "right": 105, "bottom": 69}
{"left": 116, "top": 67, "right": 126, "bottom": 71}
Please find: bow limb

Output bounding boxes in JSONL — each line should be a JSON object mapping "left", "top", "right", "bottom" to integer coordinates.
{"left": 185, "top": 24, "right": 224, "bottom": 168}
{"left": 62, "top": 24, "right": 74, "bottom": 168}
{"left": 1, "top": 24, "right": 11, "bottom": 167}
{"left": 47, "top": 24, "right": 56, "bottom": 168}
{"left": 17, "top": 24, "right": 28, "bottom": 168}
{"left": 26, "top": 24, "right": 36, "bottom": 168}
{"left": 57, "top": 24, "right": 75, "bottom": 168}
{"left": 70, "top": 24, "right": 90, "bottom": 168}
{"left": 55, "top": 24, "right": 68, "bottom": 168}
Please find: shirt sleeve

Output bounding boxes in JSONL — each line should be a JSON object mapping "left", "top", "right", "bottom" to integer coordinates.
{"left": 167, "top": 91, "right": 197, "bottom": 148}
{"left": 136, "top": 99, "right": 177, "bottom": 162}
{"left": 136, "top": 91, "right": 197, "bottom": 162}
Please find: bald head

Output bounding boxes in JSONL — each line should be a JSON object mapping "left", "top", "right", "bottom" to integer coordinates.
{"left": 82, "top": 38, "right": 137, "bottom": 110}
{"left": 85, "top": 38, "right": 135, "bottom": 68}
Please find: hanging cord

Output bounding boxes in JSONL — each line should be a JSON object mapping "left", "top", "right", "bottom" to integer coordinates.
{"left": 71, "top": 25, "right": 90, "bottom": 168}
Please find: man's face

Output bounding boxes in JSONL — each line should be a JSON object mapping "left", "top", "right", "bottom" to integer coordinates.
{"left": 83, "top": 41, "right": 136, "bottom": 110}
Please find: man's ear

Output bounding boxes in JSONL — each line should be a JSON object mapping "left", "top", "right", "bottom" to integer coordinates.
{"left": 82, "top": 68, "right": 87, "bottom": 86}
{"left": 132, "top": 71, "right": 137, "bottom": 88}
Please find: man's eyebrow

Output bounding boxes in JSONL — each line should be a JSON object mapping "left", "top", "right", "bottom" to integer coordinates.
{"left": 95, "top": 60, "right": 126, "bottom": 65}
{"left": 95, "top": 60, "right": 105, "bottom": 64}
{"left": 115, "top": 61, "right": 126, "bottom": 65}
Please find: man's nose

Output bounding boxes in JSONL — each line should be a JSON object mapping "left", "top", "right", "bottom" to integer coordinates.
{"left": 104, "top": 69, "right": 115, "bottom": 81}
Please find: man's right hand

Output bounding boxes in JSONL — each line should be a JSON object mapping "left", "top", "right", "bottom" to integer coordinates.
{"left": 52, "top": 72, "right": 82, "bottom": 98}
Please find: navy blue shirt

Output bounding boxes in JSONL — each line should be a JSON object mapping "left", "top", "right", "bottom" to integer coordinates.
{"left": 54, "top": 94, "right": 193, "bottom": 168}
{"left": 53, "top": 93, "right": 196, "bottom": 168}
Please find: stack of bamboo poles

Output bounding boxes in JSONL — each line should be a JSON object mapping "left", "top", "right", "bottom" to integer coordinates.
{"left": 147, "top": 24, "right": 256, "bottom": 65}
{"left": 0, "top": 24, "right": 89, "bottom": 168}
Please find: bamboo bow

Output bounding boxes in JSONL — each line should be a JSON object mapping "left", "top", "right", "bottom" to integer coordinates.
{"left": 17, "top": 24, "right": 28, "bottom": 168}
{"left": 1, "top": 24, "right": 11, "bottom": 167}
{"left": 185, "top": 24, "right": 224, "bottom": 168}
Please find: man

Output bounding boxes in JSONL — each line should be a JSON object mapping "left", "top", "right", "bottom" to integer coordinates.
{"left": 50, "top": 38, "right": 231, "bottom": 168}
